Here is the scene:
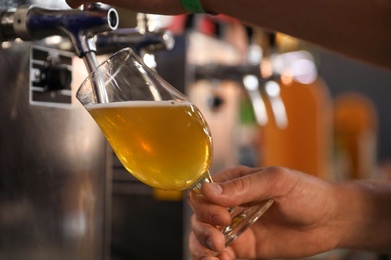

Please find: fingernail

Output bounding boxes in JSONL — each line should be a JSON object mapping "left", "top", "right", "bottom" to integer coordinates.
{"left": 205, "top": 237, "right": 213, "bottom": 249}
{"left": 207, "top": 183, "right": 222, "bottom": 194}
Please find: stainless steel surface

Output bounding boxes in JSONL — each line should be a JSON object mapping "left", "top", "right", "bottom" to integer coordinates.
{"left": 0, "top": 41, "right": 111, "bottom": 260}
{"left": 0, "top": 1, "right": 112, "bottom": 259}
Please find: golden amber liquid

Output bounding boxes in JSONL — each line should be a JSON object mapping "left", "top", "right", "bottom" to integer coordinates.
{"left": 87, "top": 100, "right": 213, "bottom": 190}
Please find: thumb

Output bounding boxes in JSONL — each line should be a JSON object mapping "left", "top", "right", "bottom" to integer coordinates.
{"left": 201, "top": 166, "right": 290, "bottom": 207}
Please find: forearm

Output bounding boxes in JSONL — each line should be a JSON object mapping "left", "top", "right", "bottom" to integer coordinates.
{"left": 203, "top": 0, "right": 391, "bottom": 69}
{"left": 66, "top": 0, "right": 391, "bottom": 68}
{"left": 333, "top": 181, "right": 391, "bottom": 252}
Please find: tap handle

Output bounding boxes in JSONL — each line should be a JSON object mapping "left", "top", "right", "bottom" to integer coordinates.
{"left": 0, "top": 4, "right": 119, "bottom": 57}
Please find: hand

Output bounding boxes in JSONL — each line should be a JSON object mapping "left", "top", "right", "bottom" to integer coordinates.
{"left": 187, "top": 166, "right": 341, "bottom": 259}
{"left": 65, "top": 0, "right": 188, "bottom": 15}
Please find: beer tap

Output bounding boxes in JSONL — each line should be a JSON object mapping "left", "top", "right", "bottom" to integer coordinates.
{"left": 258, "top": 31, "right": 288, "bottom": 129}
{"left": 0, "top": 2, "right": 119, "bottom": 103}
{"left": 0, "top": 3, "right": 118, "bottom": 58}
{"left": 242, "top": 26, "right": 268, "bottom": 126}
{"left": 94, "top": 13, "right": 174, "bottom": 61}
{"left": 95, "top": 27, "right": 174, "bottom": 56}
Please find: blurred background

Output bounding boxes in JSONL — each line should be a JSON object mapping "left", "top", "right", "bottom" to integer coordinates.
{"left": 0, "top": 1, "right": 390, "bottom": 260}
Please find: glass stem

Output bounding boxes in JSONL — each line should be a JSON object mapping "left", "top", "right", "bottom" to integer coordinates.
{"left": 190, "top": 170, "right": 274, "bottom": 249}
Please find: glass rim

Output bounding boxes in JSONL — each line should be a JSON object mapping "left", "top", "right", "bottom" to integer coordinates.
{"left": 78, "top": 47, "right": 134, "bottom": 91}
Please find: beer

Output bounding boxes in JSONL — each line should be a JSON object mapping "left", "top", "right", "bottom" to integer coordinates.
{"left": 87, "top": 100, "right": 213, "bottom": 190}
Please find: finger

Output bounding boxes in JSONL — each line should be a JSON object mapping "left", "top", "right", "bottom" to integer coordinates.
{"left": 189, "top": 232, "right": 219, "bottom": 260}
{"left": 189, "top": 227, "right": 239, "bottom": 260}
{"left": 190, "top": 214, "right": 226, "bottom": 252}
{"left": 202, "top": 166, "right": 297, "bottom": 207}
{"left": 211, "top": 165, "right": 266, "bottom": 182}
{"left": 187, "top": 191, "right": 231, "bottom": 226}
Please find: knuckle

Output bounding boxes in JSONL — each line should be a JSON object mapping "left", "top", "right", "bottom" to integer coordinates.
{"left": 233, "top": 177, "right": 251, "bottom": 194}
{"left": 268, "top": 165, "right": 287, "bottom": 174}
{"left": 267, "top": 166, "right": 291, "bottom": 180}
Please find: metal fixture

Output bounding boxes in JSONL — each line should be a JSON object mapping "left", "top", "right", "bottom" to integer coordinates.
{"left": 0, "top": 2, "right": 119, "bottom": 259}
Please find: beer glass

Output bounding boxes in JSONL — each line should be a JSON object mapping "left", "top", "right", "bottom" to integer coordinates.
{"left": 76, "top": 47, "right": 273, "bottom": 247}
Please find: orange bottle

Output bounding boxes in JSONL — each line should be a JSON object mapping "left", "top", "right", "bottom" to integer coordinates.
{"left": 333, "top": 92, "right": 378, "bottom": 180}
{"left": 258, "top": 33, "right": 333, "bottom": 179}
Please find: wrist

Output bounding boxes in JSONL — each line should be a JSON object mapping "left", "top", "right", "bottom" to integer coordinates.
{"left": 331, "top": 182, "right": 366, "bottom": 249}
{"left": 333, "top": 181, "right": 391, "bottom": 251}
